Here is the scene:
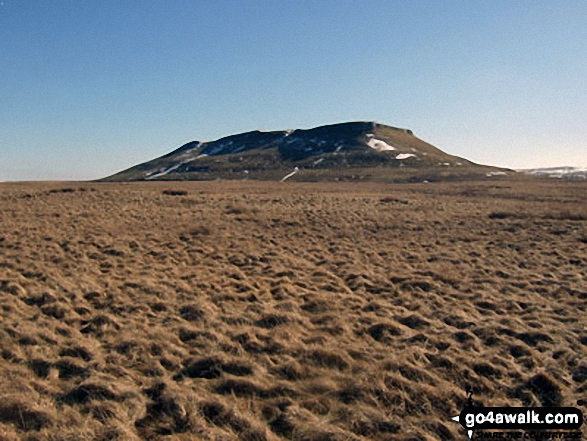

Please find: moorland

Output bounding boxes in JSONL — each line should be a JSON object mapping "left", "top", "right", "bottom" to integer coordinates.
{"left": 0, "top": 178, "right": 585, "bottom": 440}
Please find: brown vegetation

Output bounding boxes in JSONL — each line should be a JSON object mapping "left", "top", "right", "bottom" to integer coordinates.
{"left": 0, "top": 178, "right": 585, "bottom": 440}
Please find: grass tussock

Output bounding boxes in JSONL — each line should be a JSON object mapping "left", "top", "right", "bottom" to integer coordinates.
{"left": 0, "top": 398, "right": 53, "bottom": 431}
{"left": 162, "top": 189, "right": 188, "bottom": 196}
{"left": 0, "top": 179, "right": 585, "bottom": 439}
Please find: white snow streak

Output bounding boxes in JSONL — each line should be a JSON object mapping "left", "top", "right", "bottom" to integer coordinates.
{"left": 145, "top": 158, "right": 196, "bottom": 180}
{"left": 281, "top": 167, "right": 299, "bottom": 182}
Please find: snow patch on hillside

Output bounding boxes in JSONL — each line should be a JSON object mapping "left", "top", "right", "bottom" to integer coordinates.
{"left": 367, "top": 138, "right": 396, "bottom": 152}
{"left": 396, "top": 153, "right": 416, "bottom": 160}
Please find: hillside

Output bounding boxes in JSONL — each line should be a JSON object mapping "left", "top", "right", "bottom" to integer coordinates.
{"left": 104, "top": 122, "right": 507, "bottom": 182}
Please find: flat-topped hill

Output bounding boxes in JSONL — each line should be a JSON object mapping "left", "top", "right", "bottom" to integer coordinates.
{"left": 104, "top": 122, "right": 509, "bottom": 182}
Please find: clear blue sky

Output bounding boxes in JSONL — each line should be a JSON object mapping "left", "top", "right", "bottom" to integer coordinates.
{"left": 1, "top": 0, "right": 586, "bottom": 180}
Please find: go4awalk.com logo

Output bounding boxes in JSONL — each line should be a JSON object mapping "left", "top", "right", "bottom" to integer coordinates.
{"left": 450, "top": 388, "right": 584, "bottom": 439}
{"left": 452, "top": 406, "right": 584, "bottom": 439}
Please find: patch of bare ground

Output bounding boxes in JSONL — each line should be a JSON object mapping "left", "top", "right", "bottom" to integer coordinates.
{"left": 0, "top": 178, "right": 585, "bottom": 439}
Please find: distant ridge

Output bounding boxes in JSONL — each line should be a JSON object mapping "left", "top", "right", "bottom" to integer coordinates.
{"left": 517, "top": 167, "right": 587, "bottom": 180}
{"left": 103, "top": 121, "right": 509, "bottom": 182}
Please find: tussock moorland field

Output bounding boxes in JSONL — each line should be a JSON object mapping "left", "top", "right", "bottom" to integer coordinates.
{"left": 0, "top": 179, "right": 585, "bottom": 440}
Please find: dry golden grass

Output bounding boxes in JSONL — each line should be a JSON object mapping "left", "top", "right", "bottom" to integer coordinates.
{"left": 0, "top": 178, "right": 585, "bottom": 440}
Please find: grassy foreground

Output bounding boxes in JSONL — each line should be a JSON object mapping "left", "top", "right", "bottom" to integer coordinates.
{"left": 0, "top": 179, "right": 585, "bottom": 440}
